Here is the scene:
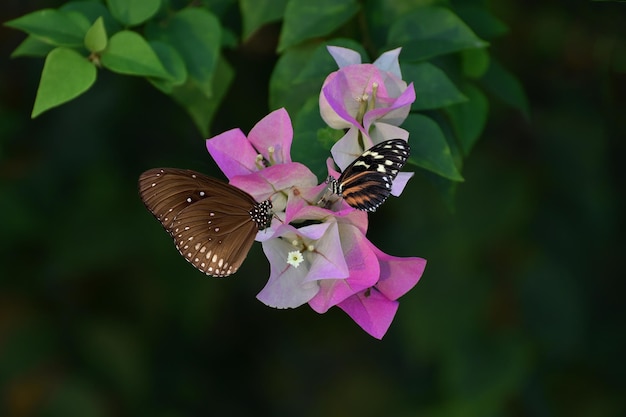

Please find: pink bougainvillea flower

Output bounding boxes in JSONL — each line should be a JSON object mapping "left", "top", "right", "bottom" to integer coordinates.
{"left": 319, "top": 46, "right": 416, "bottom": 198}
{"left": 206, "top": 107, "right": 293, "bottom": 179}
{"left": 256, "top": 220, "right": 349, "bottom": 309}
{"left": 230, "top": 163, "right": 317, "bottom": 215}
{"left": 307, "top": 222, "right": 380, "bottom": 313}
{"left": 326, "top": 46, "right": 403, "bottom": 78}
{"left": 326, "top": 45, "right": 362, "bottom": 67}
{"left": 319, "top": 46, "right": 415, "bottom": 143}
{"left": 206, "top": 107, "right": 318, "bottom": 214}
{"left": 201, "top": 89, "right": 426, "bottom": 340}
{"left": 320, "top": 64, "right": 415, "bottom": 137}
{"left": 256, "top": 189, "right": 371, "bottom": 309}
{"left": 337, "top": 243, "right": 427, "bottom": 339}
{"left": 337, "top": 289, "right": 399, "bottom": 340}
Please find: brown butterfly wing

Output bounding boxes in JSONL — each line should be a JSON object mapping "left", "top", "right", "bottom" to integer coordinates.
{"left": 138, "top": 168, "right": 267, "bottom": 277}
{"left": 169, "top": 197, "right": 259, "bottom": 276}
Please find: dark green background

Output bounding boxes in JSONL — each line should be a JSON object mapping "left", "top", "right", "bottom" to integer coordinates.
{"left": 1, "top": 1, "right": 624, "bottom": 416}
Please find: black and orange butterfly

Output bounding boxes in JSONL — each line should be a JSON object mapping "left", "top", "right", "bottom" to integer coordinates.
{"left": 138, "top": 168, "right": 272, "bottom": 277}
{"left": 327, "top": 139, "right": 411, "bottom": 212}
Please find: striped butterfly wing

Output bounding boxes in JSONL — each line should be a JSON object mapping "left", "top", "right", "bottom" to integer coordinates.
{"left": 139, "top": 168, "right": 272, "bottom": 277}
{"left": 334, "top": 139, "right": 410, "bottom": 212}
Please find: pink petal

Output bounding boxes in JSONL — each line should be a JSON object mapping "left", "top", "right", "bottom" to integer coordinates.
{"left": 337, "top": 289, "right": 399, "bottom": 339}
{"left": 308, "top": 225, "right": 379, "bottom": 313}
{"left": 391, "top": 172, "right": 414, "bottom": 197}
{"left": 296, "top": 222, "right": 332, "bottom": 241}
{"left": 305, "top": 222, "right": 349, "bottom": 281}
{"left": 369, "top": 242, "right": 427, "bottom": 301}
{"left": 373, "top": 47, "right": 402, "bottom": 79}
{"left": 325, "top": 156, "right": 341, "bottom": 179}
{"left": 337, "top": 64, "right": 385, "bottom": 95}
{"left": 286, "top": 203, "right": 332, "bottom": 224}
{"left": 368, "top": 123, "right": 409, "bottom": 144}
{"left": 333, "top": 208, "right": 369, "bottom": 235}
{"left": 230, "top": 162, "right": 317, "bottom": 202}
{"left": 257, "top": 238, "right": 319, "bottom": 308}
{"left": 330, "top": 128, "right": 370, "bottom": 171}
{"left": 363, "top": 82, "right": 415, "bottom": 131}
{"left": 320, "top": 72, "right": 364, "bottom": 132}
{"left": 319, "top": 76, "right": 352, "bottom": 129}
{"left": 327, "top": 45, "right": 362, "bottom": 67}
{"left": 206, "top": 128, "right": 259, "bottom": 178}
{"left": 247, "top": 108, "right": 293, "bottom": 164}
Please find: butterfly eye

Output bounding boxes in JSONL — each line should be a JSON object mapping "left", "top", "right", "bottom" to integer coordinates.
{"left": 139, "top": 168, "right": 272, "bottom": 277}
{"left": 332, "top": 139, "right": 410, "bottom": 212}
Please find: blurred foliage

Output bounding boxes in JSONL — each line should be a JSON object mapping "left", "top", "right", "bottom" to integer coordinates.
{"left": 1, "top": 0, "right": 625, "bottom": 417}
{"left": 3, "top": 0, "right": 525, "bottom": 202}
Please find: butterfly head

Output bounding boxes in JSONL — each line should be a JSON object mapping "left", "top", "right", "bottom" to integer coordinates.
{"left": 325, "top": 175, "right": 342, "bottom": 195}
{"left": 251, "top": 200, "right": 273, "bottom": 230}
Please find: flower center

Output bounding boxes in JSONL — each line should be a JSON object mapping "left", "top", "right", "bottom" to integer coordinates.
{"left": 286, "top": 250, "right": 304, "bottom": 268}
{"left": 355, "top": 82, "right": 379, "bottom": 126}
{"left": 255, "top": 154, "right": 265, "bottom": 170}
{"left": 254, "top": 146, "right": 279, "bottom": 170}
{"left": 267, "top": 146, "right": 276, "bottom": 165}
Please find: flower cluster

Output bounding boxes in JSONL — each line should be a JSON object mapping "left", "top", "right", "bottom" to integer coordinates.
{"left": 206, "top": 46, "right": 426, "bottom": 339}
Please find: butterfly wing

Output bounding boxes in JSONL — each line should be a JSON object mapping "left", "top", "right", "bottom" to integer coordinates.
{"left": 337, "top": 139, "right": 410, "bottom": 212}
{"left": 170, "top": 197, "right": 259, "bottom": 276}
{"left": 138, "top": 168, "right": 268, "bottom": 277}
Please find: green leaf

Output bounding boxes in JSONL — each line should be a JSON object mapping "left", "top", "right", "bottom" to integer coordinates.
{"left": 461, "top": 47, "right": 490, "bottom": 79}
{"left": 10, "top": 35, "right": 55, "bottom": 58}
{"left": 291, "top": 97, "right": 339, "bottom": 180}
{"left": 148, "top": 41, "right": 187, "bottom": 93}
{"left": 84, "top": 17, "right": 107, "bottom": 53}
{"left": 169, "top": 55, "right": 234, "bottom": 136}
{"left": 145, "top": 8, "right": 221, "bottom": 99}
{"left": 64, "top": 10, "right": 92, "bottom": 33}
{"left": 404, "top": 113, "right": 464, "bottom": 181}
{"left": 61, "top": 1, "right": 122, "bottom": 36}
{"left": 445, "top": 83, "right": 489, "bottom": 156}
{"left": 198, "top": 0, "right": 237, "bottom": 17}
{"left": 106, "top": 0, "right": 161, "bottom": 26}
{"left": 5, "top": 8, "right": 89, "bottom": 47}
{"left": 270, "top": 39, "right": 366, "bottom": 118}
{"left": 240, "top": 0, "right": 288, "bottom": 40}
{"left": 480, "top": 59, "right": 529, "bottom": 119}
{"left": 387, "top": 6, "right": 488, "bottom": 61}
{"left": 402, "top": 62, "right": 467, "bottom": 110}
{"left": 32, "top": 47, "right": 97, "bottom": 118}
{"left": 278, "top": 0, "right": 360, "bottom": 52}
{"left": 221, "top": 27, "right": 239, "bottom": 48}
{"left": 454, "top": 5, "right": 509, "bottom": 40}
{"left": 364, "top": 0, "right": 422, "bottom": 51}
{"left": 270, "top": 43, "right": 320, "bottom": 115}
{"left": 294, "top": 38, "right": 367, "bottom": 83}
{"left": 100, "top": 31, "right": 169, "bottom": 78}
{"left": 424, "top": 172, "right": 459, "bottom": 212}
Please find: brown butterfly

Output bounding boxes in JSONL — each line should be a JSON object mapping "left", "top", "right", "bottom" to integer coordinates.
{"left": 139, "top": 168, "right": 272, "bottom": 277}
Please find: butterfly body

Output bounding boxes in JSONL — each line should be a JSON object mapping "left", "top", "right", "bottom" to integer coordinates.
{"left": 328, "top": 139, "right": 410, "bottom": 212}
{"left": 139, "top": 168, "right": 272, "bottom": 277}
